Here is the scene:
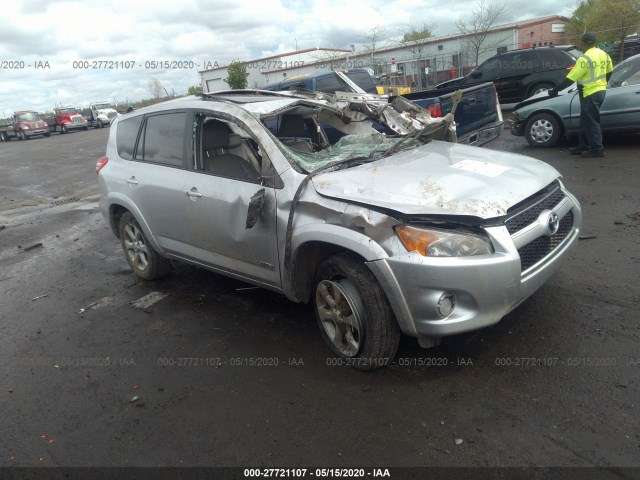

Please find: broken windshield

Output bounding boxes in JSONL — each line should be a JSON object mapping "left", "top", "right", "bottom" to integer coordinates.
{"left": 280, "top": 132, "right": 402, "bottom": 173}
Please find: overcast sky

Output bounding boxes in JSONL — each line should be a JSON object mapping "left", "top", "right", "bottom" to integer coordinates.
{"left": 0, "top": 0, "right": 577, "bottom": 115}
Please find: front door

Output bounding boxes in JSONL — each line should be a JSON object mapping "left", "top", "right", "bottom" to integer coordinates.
{"left": 179, "top": 114, "right": 282, "bottom": 288}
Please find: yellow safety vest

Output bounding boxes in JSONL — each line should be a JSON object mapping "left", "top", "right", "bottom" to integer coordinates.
{"left": 567, "top": 47, "right": 613, "bottom": 97}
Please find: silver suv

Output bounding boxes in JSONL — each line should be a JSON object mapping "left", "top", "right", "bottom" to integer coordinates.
{"left": 97, "top": 90, "right": 581, "bottom": 369}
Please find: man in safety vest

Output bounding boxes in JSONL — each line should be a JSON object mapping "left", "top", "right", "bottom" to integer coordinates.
{"left": 548, "top": 32, "right": 613, "bottom": 157}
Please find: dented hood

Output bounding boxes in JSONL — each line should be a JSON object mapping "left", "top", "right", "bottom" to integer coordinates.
{"left": 311, "top": 140, "right": 561, "bottom": 219}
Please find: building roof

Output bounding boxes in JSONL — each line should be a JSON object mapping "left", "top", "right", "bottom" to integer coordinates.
{"left": 199, "top": 47, "right": 352, "bottom": 74}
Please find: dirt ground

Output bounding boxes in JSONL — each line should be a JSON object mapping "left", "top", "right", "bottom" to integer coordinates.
{"left": 0, "top": 126, "right": 638, "bottom": 475}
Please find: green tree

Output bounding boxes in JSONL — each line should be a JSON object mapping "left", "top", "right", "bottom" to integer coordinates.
{"left": 224, "top": 60, "right": 249, "bottom": 89}
{"left": 187, "top": 85, "right": 203, "bottom": 95}
{"left": 566, "top": 0, "right": 596, "bottom": 39}
{"left": 589, "top": 0, "right": 640, "bottom": 58}
{"left": 401, "top": 22, "right": 433, "bottom": 43}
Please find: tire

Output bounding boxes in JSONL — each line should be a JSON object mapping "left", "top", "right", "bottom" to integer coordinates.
{"left": 118, "top": 212, "right": 171, "bottom": 280}
{"left": 83, "top": 126, "right": 89, "bottom": 131}
{"left": 313, "top": 252, "right": 400, "bottom": 370}
{"left": 524, "top": 113, "right": 561, "bottom": 148}
{"left": 44, "top": 132, "right": 51, "bottom": 137}
{"left": 0, "top": 132, "right": 6, "bottom": 142}
{"left": 98, "top": 120, "right": 103, "bottom": 128}
{"left": 61, "top": 125, "right": 68, "bottom": 134}
{"left": 18, "top": 130, "right": 26, "bottom": 140}
{"left": 528, "top": 82, "right": 554, "bottom": 97}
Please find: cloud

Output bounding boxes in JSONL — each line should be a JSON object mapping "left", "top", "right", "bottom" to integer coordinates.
{"left": 0, "top": 0, "right": 577, "bottom": 114}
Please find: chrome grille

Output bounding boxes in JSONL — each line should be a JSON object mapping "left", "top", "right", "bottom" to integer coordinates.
{"left": 506, "top": 186, "right": 565, "bottom": 234}
{"left": 71, "top": 115, "right": 82, "bottom": 124}
{"left": 107, "top": 111, "right": 117, "bottom": 119}
{"left": 517, "top": 211, "right": 574, "bottom": 271}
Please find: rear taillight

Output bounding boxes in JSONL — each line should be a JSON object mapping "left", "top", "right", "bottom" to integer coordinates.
{"left": 427, "top": 103, "right": 442, "bottom": 118}
{"left": 566, "top": 64, "right": 575, "bottom": 72}
{"left": 96, "top": 156, "right": 108, "bottom": 174}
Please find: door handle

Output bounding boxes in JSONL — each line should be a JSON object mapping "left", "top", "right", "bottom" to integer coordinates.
{"left": 126, "top": 177, "right": 138, "bottom": 185}
{"left": 185, "top": 189, "right": 202, "bottom": 198}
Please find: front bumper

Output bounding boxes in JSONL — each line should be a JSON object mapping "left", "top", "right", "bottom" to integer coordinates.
{"left": 367, "top": 188, "right": 581, "bottom": 338}
{"left": 62, "top": 121, "right": 88, "bottom": 131}
{"left": 511, "top": 120, "right": 526, "bottom": 137}
{"left": 24, "top": 128, "right": 49, "bottom": 137}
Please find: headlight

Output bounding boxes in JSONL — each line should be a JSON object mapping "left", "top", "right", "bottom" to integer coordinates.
{"left": 395, "top": 225, "right": 493, "bottom": 257}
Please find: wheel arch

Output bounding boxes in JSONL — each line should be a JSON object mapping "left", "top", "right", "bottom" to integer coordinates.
{"left": 289, "top": 224, "right": 389, "bottom": 303}
{"left": 106, "top": 197, "right": 164, "bottom": 254}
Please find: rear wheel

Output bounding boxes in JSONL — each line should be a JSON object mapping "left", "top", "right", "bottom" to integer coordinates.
{"left": 118, "top": 212, "right": 171, "bottom": 280}
{"left": 314, "top": 253, "right": 400, "bottom": 370}
{"left": 528, "top": 82, "right": 554, "bottom": 97}
{"left": 524, "top": 113, "right": 561, "bottom": 147}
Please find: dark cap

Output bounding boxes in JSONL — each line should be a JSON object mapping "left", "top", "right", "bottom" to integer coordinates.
{"left": 581, "top": 32, "right": 597, "bottom": 44}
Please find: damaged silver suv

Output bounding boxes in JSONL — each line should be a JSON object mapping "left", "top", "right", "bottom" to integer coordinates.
{"left": 97, "top": 90, "right": 581, "bottom": 370}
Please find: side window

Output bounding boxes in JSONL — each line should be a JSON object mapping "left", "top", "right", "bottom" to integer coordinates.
{"left": 198, "top": 116, "right": 262, "bottom": 183}
{"left": 476, "top": 57, "right": 502, "bottom": 80}
{"left": 137, "top": 112, "right": 187, "bottom": 167}
{"left": 266, "top": 114, "right": 329, "bottom": 151}
{"left": 506, "top": 51, "right": 540, "bottom": 75}
{"left": 116, "top": 115, "right": 143, "bottom": 160}
{"left": 315, "top": 75, "right": 345, "bottom": 93}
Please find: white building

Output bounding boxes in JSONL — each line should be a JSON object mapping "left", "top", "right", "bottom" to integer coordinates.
{"left": 199, "top": 15, "right": 570, "bottom": 92}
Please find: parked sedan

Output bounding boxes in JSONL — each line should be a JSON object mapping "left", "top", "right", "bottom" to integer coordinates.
{"left": 511, "top": 53, "right": 640, "bottom": 147}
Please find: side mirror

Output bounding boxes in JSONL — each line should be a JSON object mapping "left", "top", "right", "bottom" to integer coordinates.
{"left": 246, "top": 188, "right": 265, "bottom": 229}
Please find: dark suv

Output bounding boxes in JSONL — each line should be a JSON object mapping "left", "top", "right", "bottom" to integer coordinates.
{"left": 606, "top": 36, "right": 640, "bottom": 64}
{"left": 436, "top": 45, "right": 581, "bottom": 104}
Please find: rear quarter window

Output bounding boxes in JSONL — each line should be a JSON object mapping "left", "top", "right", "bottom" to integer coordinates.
{"left": 116, "top": 115, "right": 143, "bottom": 160}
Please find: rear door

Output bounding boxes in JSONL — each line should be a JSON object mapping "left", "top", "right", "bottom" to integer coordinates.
{"left": 124, "top": 111, "right": 191, "bottom": 255}
{"left": 494, "top": 51, "right": 540, "bottom": 103}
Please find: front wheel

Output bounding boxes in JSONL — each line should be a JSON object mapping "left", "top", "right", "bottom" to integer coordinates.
{"left": 61, "top": 125, "right": 68, "bottom": 134}
{"left": 314, "top": 253, "right": 400, "bottom": 370}
{"left": 97, "top": 120, "right": 103, "bottom": 128}
{"left": 524, "top": 113, "right": 561, "bottom": 147}
{"left": 118, "top": 212, "right": 171, "bottom": 280}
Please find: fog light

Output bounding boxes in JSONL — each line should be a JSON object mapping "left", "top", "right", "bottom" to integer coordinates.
{"left": 436, "top": 292, "right": 456, "bottom": 318}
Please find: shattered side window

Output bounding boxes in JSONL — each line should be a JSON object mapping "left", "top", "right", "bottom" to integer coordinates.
{"left": 282, "top": 133, "right": 400, "bottom": 172}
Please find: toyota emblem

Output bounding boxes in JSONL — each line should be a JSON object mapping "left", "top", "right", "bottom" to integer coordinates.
{"left": 547, "top": 212, "right": 559, "bottom": 235}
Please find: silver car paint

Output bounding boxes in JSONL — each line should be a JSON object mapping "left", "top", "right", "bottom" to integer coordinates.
{"left": 312, "top": 140, "right": 559, "bottom": 218}
{"left": 100, "top": 93, "right": 581, "bottom": 341}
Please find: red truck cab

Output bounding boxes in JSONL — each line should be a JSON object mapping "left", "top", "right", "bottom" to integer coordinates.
{"left": 51, "top": 106, "right": 89, "bottom": 134}
{"left": 13, "top": 111, "right": 50, "bottom": 140}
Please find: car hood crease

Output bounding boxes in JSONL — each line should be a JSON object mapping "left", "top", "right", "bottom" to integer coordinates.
{"left": 311, "top": 140, "right": 560, "bottom": 219}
